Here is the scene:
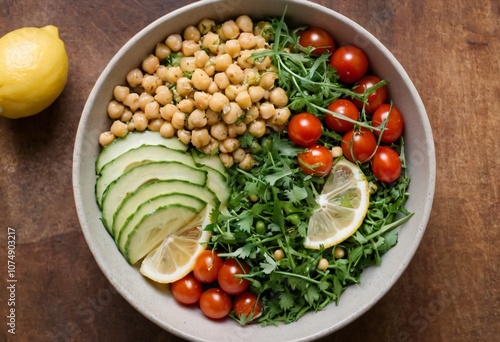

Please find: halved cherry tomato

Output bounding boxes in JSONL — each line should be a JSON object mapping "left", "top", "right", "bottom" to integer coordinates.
{"left": 329, "top": 45, "right": 369, "bottom": 84}
{"left": 199, "top": 287, "right": 232, "bottom": 319}
{"left": 233, "top": 291, "right": 262, "bottom": 321}
{"left": 287, "top": 113, "right": 323, "bottom": 147}
{"left": 193, "top": 250, "right": 223, "bottom": 284}
{"left": 371, "top": 104, "right": 404, "bottom": 143}
{"left": 297, "top": 144, "right": 333, "bottom": 177}
{"left": 299, "top": 27, "right": 335, "bottom": 55}
{"left": 341, "top": 127, "right": 377, "bottom": 163}
{"left": 371, "top": 146, "right": 402, "bottom": 183}
{"left": 171, "top": 273, "right": 202, "bottom": 305}
{"left": 352, "top": 75, "right": 388, "bottom": 114}
{"left": 325, "top": 99, "right": 360, "bottom": 133}
{"left": 218, "top": 259, "right": 251, "bottom": 295}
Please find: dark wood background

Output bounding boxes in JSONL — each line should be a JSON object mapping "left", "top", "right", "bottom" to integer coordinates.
{"left": 1, "top": 0, "right": 498, "bottom": 341}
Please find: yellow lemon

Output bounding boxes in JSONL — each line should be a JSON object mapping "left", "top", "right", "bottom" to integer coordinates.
{"left": 0, "top": 25, "right": 68, "bottom": 119}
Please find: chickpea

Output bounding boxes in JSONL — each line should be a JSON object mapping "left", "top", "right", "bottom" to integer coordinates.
{"left": 198, "top": 18, "right": 216, "bottom": 35}
{"left": 269, "top": 87, "right": 289, "bottom": 108}
{"left": 333, "top": 247, "right": 346, "bottom": 259}
{"left": 155, "top": 43, "right": 171, "bottom": 60}
{"left": 238, "top": 154, "right": 256, "bottom": 170}
{"left": 122, "top": 93, "right": 140, "bottom": 112}
{"left": 331, "top": 146, "right": 343, "bottom": 158}
{"left": 267, "top": 107, "right": 291, "bottom": 126}
{"left": 160, "top": 122, "right": 176, "bottom": 138}
{"left": 232, "top": 148, "right": 246, "bottom": 163}
{"left": 213, "top": 72, "right": 230, "bottom": 90}
{"left": 171, "top": 111, "right": 186, "bottom": 129}
{"left": 225, "top": 39, "right": 241, "bottom": 58}
{"left": 317, "top": 258, "right": 329, "bottom": 271}
{"left": 155, "top": 65, "right": 169, "bottom": 82}
{"left": 225, "top": 64, "right": 244, "bottom": 84}
{"left": 180, "top": 39, "right": 200, "bottom": 56}
{"left": 148, "top": 118, "right": 164, "bottom": 131}
{"left": 243, "top": 68, "right": 260, "bottom": 86}
{"left": 225, "top": 84, "right": 247, "bottom": 101}
{"left": 187, "top": 109, "right": 208, "bottom": 129}
{"left": 219, "top": 153, "right": 234, "bottom": 168}
{"left": 222, "top": 20, "right": 240, "bottom": 39}
{"left": 126, "top": 68, "right": 143, "bottom": 87}
{"left": 165, "top": 66, "right": 183, "bottom": 84}
{"left": 120, "top": 109, "right": 133, "bottom": 123}
{"left": 107, "top": 100, "right": 125, "bottom": 119}
{"left": 243, "top": 105, "right": 260, "bottom": 124}
{"left": 235, "top": 91, "right": 252, "bottom": 109}
{"left": 208, "top": 92, "right": 229, "bottom": 112}
{"left": 237, "top": 50, "right": 254, "bottom": 69}
{"left": 142, "top": 74, "right": 162, "bottom": 93}
{"left": 259, "top": 72, "right": 277, "bottom": 90}
{"left": 199, "top": 137, "right": 219, "bottom": 155}
{"left": 176, "top": 77, "right": 193, "bottom": 97}
{"left": 160, "top": 103, "right": 178, "bottom": 121}
{"left": 127, "top": 121, "right": 136, "bottom": 132}
{"left": 206, "top": 81, "right": 219, "bottom": 94}
{"left": 99, "top": 131, "right": 115, "bottom": 147}
{"left": 202, "top": 31, "right": 220, "bottom": 54}
{"left": 238, "top": 32, "right": 257, "bottom": 50}
{"left": 210, "top": 121, "right": 228, "bottom": 141}
{"left": 193, "top": 91, "right": 210, "bottom": 110}
{"left": 183, "top": 25, "right": 201, "bottom": 42}
{"left": 166, "top": 33, "right": 182, "bottom": 52}
{"left": 132, "top": 112, "right": 148, "bottom": 131}
{"left": 138, "top": 92, "right": 154, "bottom": 111}
{"left": 248, "top": 86, "right": 265, "bottom": 103}
{"left": 214, "top": 53, "right": 232, "bottom": 72}
{"left": 144, "top": 101, "right": 160, "bottom": 119}
{"left": 258, "top": 102, "right": 275, "bottom": 119}
{"left": 205, "top": 109, "right": 220, "bottom": 126}
{"left": 228, "top": 122, "right": 247, "bottom": 137}
{"left": 255, "top": 35, "right": 266, "bottom": 48}
{"left": 254, "top": 21, "right": 273, "bottom": 41}
{"left": 273, "top": 249, "right": 285, "bottom": 261}
{"left": 204, "top": 63, "right": 215, "bottom": 77}
{"left": 154, "top": 85, "right": 173, "bottom": 105}
{"left": 220, "top": 138, "right": 240, "bottom": 153}
{"left": 180, "top": 56, "right": 197, "bottom": 72}
{"left": 194, "top": 50, "right": 210, "bottom": 68}
{"left": 222, "top": 102, "right": 242, "bottom": 125}
{"left": 113, "top": 86, "right": 130, "bottom": 102}
{"left": 248, "top": 119, "right": 266, "bottom": 137}
{"left": 142, "top": 54, "right": 160, "bottom": 74}
{"left": 191, "top": 128, "right": 211, "bottom": 148}
{"left": 177, "top": 129, "right": 192, "bottom": 145}
{"left": 191, "top": 69, "right": 210, "bottom": 91}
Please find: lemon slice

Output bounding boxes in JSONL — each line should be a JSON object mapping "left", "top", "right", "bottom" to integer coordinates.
{"left": 304, "top": 159, "right": 370, "bottom": 249}
{"left": 139, "top": 208, "right": 212, "bottom": 283}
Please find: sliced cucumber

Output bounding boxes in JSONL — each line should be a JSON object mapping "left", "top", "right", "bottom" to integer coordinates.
{"left": 96, "top": 131, "right": 187, "bottom": 173}
{"left": 117, "top": 193, "right": 206, "bottom": 254}
{"left": 201, "top": 165, "right": 231, "bottom": 207}
{"left": 112, "top": 180, "right": 219, "bottom": 239}
{"left": 124, "top": 204, "right": 201, "bottom": 264}
{"left": 95, "top": 145, "right": 196, "bottom": 207}
{"left": 100, "top": 161, "right": 207, "bottom": 232}
{"left": 192, "top": 153, "right": 228, "bottom": 178}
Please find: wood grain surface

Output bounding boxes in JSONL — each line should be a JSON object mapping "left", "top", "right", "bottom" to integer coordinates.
{"left": 0, "top": 0, "right": 498, "bottom": 341}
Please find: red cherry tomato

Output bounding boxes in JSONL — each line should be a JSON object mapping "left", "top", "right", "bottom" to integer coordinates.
{"left": 325, "top": 99, "right": 360, "bottom": 133}
{"left": 199, "top": 287, "right": 232, "bottom": 319}
{"left": 299, "top": 27, "right": 335, "bottom": 55}
{"left": 297, "top": 144, "right": 333, "bottom": 177}
{"left": 341, "top": 127, "right": 377, "bottom": 163}
{"left": 329, "top": 45, "right": 369, "bottom": 84}
{"left": 171, "top": 273, "right": 202, "bottom": 305}
{"left": 233, "top": 291, "right": 262, "bottom": 321}
{"left": 218, "top": 259, "right": 251, "bottom": 295}
{"left": 287, "top": 113, "right": 323, "bottom": 147}
{"left": 352, "top": 76, "right": 388, "bottom": 114}
{"left": 193, "top": 250, "right": 223, "bottom": 283}
{"left": 371, "top": 146, "right": 402, "bottom": 183}
{"left": 371, "top": 104, "right": 404, "bottom": 143}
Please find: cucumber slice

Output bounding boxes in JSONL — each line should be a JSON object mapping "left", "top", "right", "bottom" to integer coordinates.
{"left": 100, "top": 161, "right": 207, "bottom": 232}
{"left": 95, "top": 145, "right": 196, "bottom": 207}
{"left": 96, "top": 131, "right": 187, "bottom": 173}
{"left": 201, "top": 165, "right": 230, "bottom": 207}
{"left": 192, "top": 153, "right": 228, "bottom": 178}
{"left": 112, "top": 180, "right": 219, "bottom": 239}
{"left": 117, "top": 193, "right": 206, "bottom": 254}
{"left": 124, "top": 204, "right": 201, "bottom": 264}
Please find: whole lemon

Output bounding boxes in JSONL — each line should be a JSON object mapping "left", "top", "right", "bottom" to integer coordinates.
{"left": 0, "top": 25, "right": 69, "bottom": 119}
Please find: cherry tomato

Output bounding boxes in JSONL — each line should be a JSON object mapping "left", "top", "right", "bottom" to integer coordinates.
{"left": 371, "top": 104, "right": 404, "bottom": 143}
{"left": 171, "top": 273, "right": 202, "bottom": 305}
{"left": 218, "top": 259, "right": 251, "bottom": 295}
{"left": 287, "top": 113, "right": 323, "bottom": 147}
{"left": 325, "top": 99, "right": 360, "bottom": 133}
{"left": 299, "top": 27, "right": 335, "bottom": 55}
{"left": 233, "top": 291, "right": 262, "bottom": 321}
{"left": 341, "top": 127, "right": 377, "bottom": 163}
{"left": 297, "top": 144, "right": 333, "bottom": 177}
{"left": 329, "top": 45, "right": 369, "bottom": 84}
{"left": 371, "top": 146, "right": 402, "bottom": 183}
{"left": 193, "top": 250, "right": 223, "bottom": 284}
{"left": 352, "top": 76, "right": 388, "bottom": 114}
{"left": 199, "top": 287, "right": 232, "bottom": 319}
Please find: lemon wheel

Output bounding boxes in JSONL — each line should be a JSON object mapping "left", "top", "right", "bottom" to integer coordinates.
{"left": 304, "top": 159, "right": 370, "bottom": 249}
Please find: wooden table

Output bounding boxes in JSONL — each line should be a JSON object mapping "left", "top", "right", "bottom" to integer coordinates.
{"left": 1, "top": 0, "right": 498, "bottom": 341}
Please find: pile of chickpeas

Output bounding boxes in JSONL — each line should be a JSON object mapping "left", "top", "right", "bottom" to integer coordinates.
{"left": 99, "top": 15, "right": 291, "bottom": 170}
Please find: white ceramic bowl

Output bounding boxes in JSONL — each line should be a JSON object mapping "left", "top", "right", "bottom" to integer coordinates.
{"left": 73, "top": 0, "right": 436, "bottom": 341}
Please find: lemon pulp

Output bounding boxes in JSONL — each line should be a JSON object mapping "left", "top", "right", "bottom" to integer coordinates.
{"left": 304, "top": 159, "right": 370, "bottom": 249}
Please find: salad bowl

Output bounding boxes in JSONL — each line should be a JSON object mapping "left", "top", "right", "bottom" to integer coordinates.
{"left": 73, "top": 0, "right": 436, "bottom": 341}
